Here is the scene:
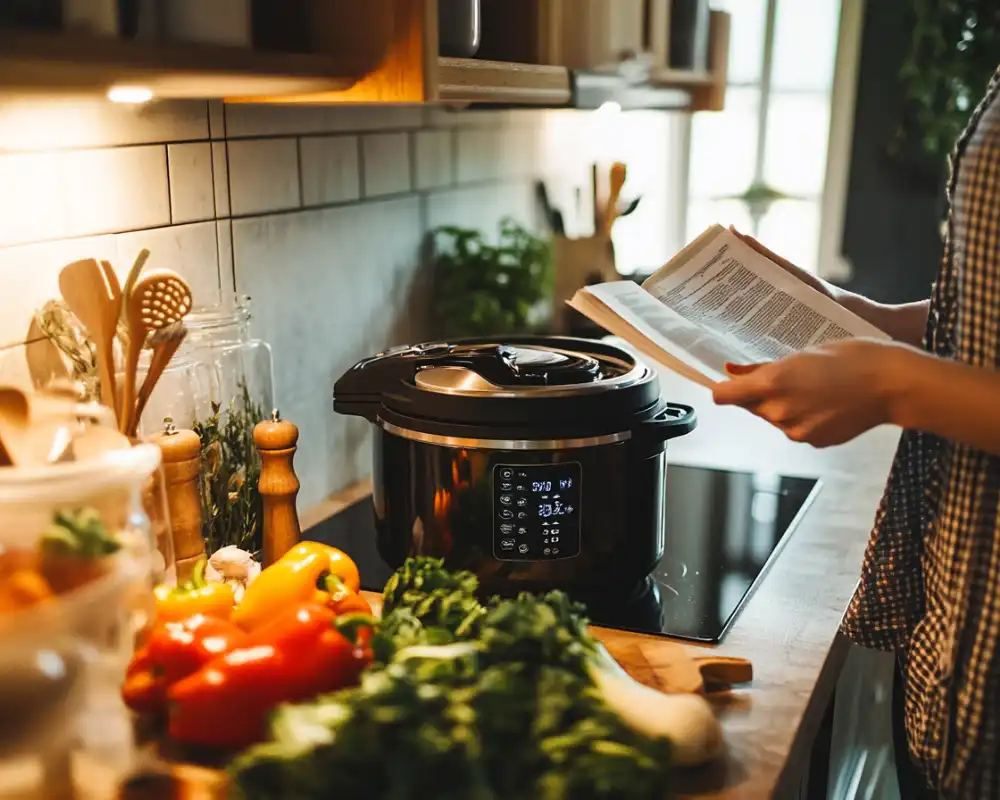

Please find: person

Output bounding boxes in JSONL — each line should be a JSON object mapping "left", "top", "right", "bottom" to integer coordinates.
{"left": 713, "top": 72, "right": 1000, "bottom": 798}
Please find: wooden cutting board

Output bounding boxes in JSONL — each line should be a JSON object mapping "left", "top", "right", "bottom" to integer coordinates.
{"left": 590, "top": 626, "right": 753, "bottom": 695}
{"left": 364, "top": 592, "right": 753, "bottom": 695}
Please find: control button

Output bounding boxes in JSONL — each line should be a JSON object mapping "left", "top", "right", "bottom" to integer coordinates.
{"left": 500, "top": 523, "right": 513, "bottom": 534}
{"left": 500, "top": 469, "right": 513, "bottom": 479}
{"left": 518, "top": 543, "right": 529, "bottom": 555}
{"left": 500, "top": 495, "right": 512, "bottom": 505}
{"left": 550, "top": 535, "right": 559, "bottom": 543}
{"left": 552, "top": 547, "right": 560, "bottom": 555}
{"left": 516, "top": 497, "right": 527, "bottom": 507}
{"left": 517, "top": 472, "right": 527, "bottom": 478}
{"left": 544, "top": 548, "right": 551, "bottom": 555}
{"left": 500, "top": 482, "right": 512, "bottom": 491}
{"left": 516, "top": 485, "right": 526, "bottom": 492}
{"left": 517, "top": 526, "right": 528, "bottom": 535}
{"left": 499, "top": 510, "right": 513, "bottom": 520}
{"left": 500, "top": 539, "right": 514, "bottom": 551}
{"left": 517, "top": 511, "right": 527, "bottom": 520}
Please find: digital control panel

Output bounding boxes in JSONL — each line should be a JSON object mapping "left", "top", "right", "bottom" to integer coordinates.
{"left": 492, "top": 463, "right": 582, "bottom": 561}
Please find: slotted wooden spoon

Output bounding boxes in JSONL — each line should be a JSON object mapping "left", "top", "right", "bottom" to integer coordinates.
{"left": 120, "top": 270, "right": 192, "bottom": 435}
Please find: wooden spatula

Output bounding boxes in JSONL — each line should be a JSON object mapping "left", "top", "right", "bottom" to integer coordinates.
{"left": 593, "top": 633, "right": 753, "bottom": 695}
{"left": 58, "top": 258, "right": 118, "bottom": 415}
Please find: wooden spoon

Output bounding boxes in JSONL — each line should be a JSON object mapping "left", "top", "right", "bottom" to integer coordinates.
{"left": 58, "top": 258, "right": 118, "bottom": 415}
{"left": 129, "top": 322, "right": 187, "bottom": 437}
{"left": 120, "top": 248, "right": 151, "bottom": 315}
{"left": 99, "top": 260, "right": 122, "bottom": 414}
{"left": 120, "top": 271, "right": 192, "bottom": 435}
{"left": 603, "top": 161, "right": 627, "bottom": 238}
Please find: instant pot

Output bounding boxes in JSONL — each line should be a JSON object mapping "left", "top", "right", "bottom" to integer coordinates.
{"left": 333, "top": 337, "right": 695, "bottom": 596}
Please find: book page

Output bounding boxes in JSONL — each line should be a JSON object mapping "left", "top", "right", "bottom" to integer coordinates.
{"left": 640, "top": 226, "right": 889, "bottom": 364}
{"left": 567, "top": 225, "right": 891, "bottom": 387}
{"left": 568, "top": 282, "right": 735, "bottom": 386}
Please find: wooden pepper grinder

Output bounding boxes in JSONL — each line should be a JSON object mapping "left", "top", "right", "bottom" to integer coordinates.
{"left": 254, "top": 409, "right": 301, "bottom": 566}
{"left": 149, "top": 418, "right": 206, "bottom": 583}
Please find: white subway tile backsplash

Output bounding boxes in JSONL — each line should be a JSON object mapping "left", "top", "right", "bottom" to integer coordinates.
{"left": 227, "top": 138, "right": 300, "bottom": 216}
{"left": 225, "top": 104, "right": 423, "bottom": 139}
{"left": 0, "top": 100, "right": 207, "bottom": 152}
{"left": 456, "top": 128, "right": 503, "bottom": 184}
{"left": 299, "top": 135, "right": 361, "bottom": 206}
{"left": 216, "top": 220, "right": 235, "bottom": 295}
{"left": 361, "top": 133, "right": 410, "bottom": 198}
{"left": 0, "top": 234, "right": 118, "bottom": 348}
{"left": 64, "top": 145, "right": 171, "bottom": 237}
{"left": 424, "top": 182, "right": 536, "bottom": 234}
{"left": 210, "top": 141, "right": 231, "bottom": 217}
{"left": 0, "top": 152, "right": 69, "bottom": 246}
{"left": 233, "top": 198, "right": 425, "bottom": 503}
{"left": 208, "top": 101, "right": 226, "bottom": 140}
{"left": 168, "top": 142, "right": 215, "bottom": 224}
{"left": 414, "top": 129, "right": 454, "bottom": 190}
{"left": 115, "top": 221, "right": 222, "bottom": 308}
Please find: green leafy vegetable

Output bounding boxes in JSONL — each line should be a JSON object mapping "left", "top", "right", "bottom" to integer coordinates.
{"left": 381, "top": 556, "right": 486, "bottom": 637}
{"left": 230, "top": 559, "right": 674, "bottom": 799}
{"left": 40, "top": 508, "right": 120, "bottom": 558}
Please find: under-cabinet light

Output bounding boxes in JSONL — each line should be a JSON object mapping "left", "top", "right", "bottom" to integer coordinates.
{"left": 107, "top": 86, "right": 153, "bottom": 104}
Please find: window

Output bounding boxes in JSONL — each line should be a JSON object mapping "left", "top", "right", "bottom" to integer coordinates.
{"left": 686, "top": 0, "right": 843, "bottom": 272}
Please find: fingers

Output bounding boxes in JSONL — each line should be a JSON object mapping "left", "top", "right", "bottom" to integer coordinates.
{"left": 724, "top": 361, "right": 762, "bottom": 377}
{"left": 712, "top": 374, "right": 770, "bottom": 407}
{"left": 729, "top": 225, "right": 796, "bottom": 271}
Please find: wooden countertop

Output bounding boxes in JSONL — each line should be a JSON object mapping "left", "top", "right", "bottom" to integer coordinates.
{"left": 119, "top": 372, "right": 900, "bottom": 800}
{"left": 649, "top": 375, "right": 900, "bottom": 798}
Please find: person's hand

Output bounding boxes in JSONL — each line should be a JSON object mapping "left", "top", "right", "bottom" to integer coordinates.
{"left": 712, "top": 338, "right": 913, "bottom": 447}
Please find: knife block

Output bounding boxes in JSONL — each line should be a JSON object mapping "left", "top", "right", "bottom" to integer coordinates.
{"left": 551, "top": 234, "right": 618, "bottom": 334}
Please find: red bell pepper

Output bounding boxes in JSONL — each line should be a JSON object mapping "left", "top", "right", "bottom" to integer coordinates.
{"left": 167, "top": 603, "right": 374, "bottom": 749}
{"left": 122, "top": 614, "right": 248, "bottom": 715}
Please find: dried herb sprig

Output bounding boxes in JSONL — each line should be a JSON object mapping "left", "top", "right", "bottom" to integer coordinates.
{"left": 34, "top": 298, "right": 132, "bottom": 401}
{"left": 194, "top": 383, "right": 265, "bottom": 555}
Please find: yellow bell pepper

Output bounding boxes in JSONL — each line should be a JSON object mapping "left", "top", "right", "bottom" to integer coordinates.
{"left": 154, "top": 558, "right": 235, "bottom": 623}
{"left": 231, "top": 542, "right": 360, "bottom": 632}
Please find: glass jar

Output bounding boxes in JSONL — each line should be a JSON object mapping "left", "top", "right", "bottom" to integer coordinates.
{"left": 181, "top": 296, "right": 274, "bottom": 556}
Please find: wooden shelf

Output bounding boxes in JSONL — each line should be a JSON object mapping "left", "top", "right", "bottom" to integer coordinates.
{"left": 438, "top": 57, "right": 571, "bottom": 105}
{"left": 0, "top": 29, "right": 377, "bottom": 99}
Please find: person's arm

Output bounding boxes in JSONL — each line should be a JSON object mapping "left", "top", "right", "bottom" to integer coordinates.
{"left": 731, "top": 228, "right": 930, "bottom": 347}
{"left": 884, "top": 347, "right": 1000, "bottom": 456}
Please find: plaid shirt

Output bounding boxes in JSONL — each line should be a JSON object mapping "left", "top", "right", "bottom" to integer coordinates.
{"left": 841, "top": 69, "right": 1000, "bottom": 797}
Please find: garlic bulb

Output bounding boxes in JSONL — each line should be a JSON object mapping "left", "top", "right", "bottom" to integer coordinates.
{"left": 205, "top": 546, "right": 261, "bottom": 603}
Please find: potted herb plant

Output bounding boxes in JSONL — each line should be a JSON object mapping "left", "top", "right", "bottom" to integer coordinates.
{"left": 430, "top": 217, "right": 553, "bottom": 339}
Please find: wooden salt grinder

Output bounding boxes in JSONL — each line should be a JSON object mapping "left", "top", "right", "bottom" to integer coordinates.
{"left": 149, "top": 419, "right": 205, "bottom": 582}
{"left": 254, "top": 410, "right": 301, "bottom": 566}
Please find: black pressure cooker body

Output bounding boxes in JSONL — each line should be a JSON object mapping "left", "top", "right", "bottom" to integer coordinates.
{"left": 333, "top": 337, "right": 696, "bottom": 596}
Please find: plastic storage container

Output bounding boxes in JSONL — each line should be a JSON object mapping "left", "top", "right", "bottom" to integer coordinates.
{"left": 0, "top": 444, "right": 164, "bottom": 799}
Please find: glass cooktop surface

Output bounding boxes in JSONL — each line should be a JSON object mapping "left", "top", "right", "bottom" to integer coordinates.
{"left": 310, "top": 465, "right": 820, "bottom": 644}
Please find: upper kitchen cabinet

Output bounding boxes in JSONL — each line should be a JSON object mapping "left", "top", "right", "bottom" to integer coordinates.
{"left": 0, "top": 0, "right": 728, "bottom": 108}
{"left": 0, "top": 0, "right": 427, "bottom": 100}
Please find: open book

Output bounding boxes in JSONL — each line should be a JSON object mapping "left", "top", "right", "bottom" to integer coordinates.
{"left": 567, "top": 224, "right": 890, "bottom": 388}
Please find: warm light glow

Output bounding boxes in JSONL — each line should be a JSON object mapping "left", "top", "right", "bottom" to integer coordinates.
{"left": 107, "top": 86, "right": 153, "bottom": 104}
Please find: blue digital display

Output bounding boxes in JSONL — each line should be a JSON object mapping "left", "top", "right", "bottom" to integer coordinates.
{"left": 494, "top": 462, "right": 581, "bottom": 561}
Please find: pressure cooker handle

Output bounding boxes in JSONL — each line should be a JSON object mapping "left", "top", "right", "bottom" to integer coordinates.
{"left": 635, "top": 403, "right": 697, "bottom": 444}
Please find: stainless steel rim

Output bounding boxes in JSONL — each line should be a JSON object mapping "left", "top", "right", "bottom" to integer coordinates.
{"left": 378, "top": 419, "right": 631, "bottom": 450}
{"left": 412, "top": 348, "right": 650, "bottom": 398}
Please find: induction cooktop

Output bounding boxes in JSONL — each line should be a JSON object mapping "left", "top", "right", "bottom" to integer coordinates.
{"left": 309, "top": 465, "right": 820, "bottom": 644}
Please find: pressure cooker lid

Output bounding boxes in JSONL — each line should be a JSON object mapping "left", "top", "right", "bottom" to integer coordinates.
{"left": 333, "top": 336, "right": 664, "bottom": 436}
